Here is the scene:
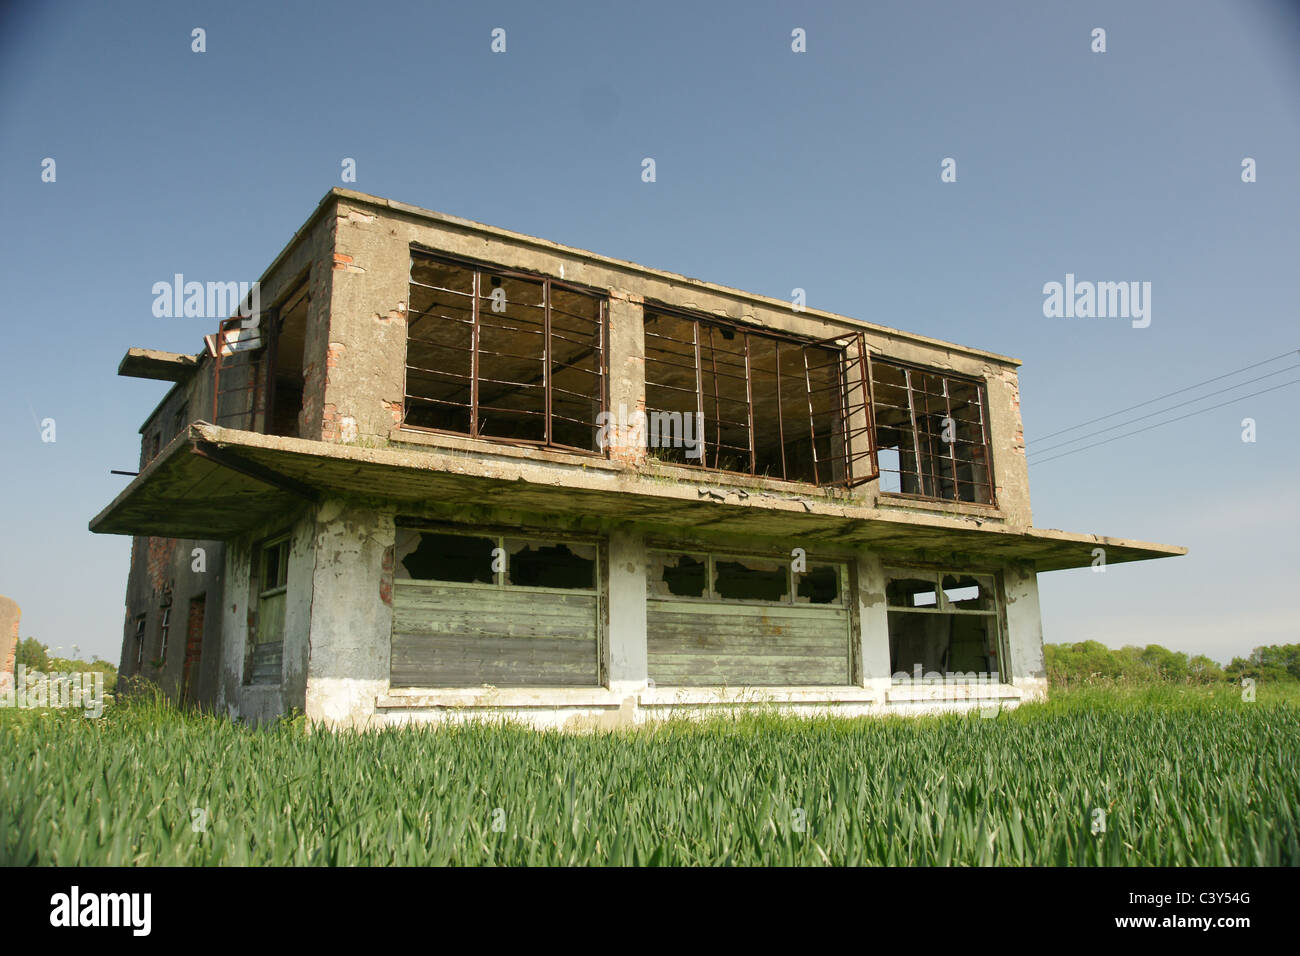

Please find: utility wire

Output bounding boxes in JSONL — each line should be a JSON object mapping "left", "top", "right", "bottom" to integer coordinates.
{"left": 1028, "top": 379, "right": 1300, "bottom": 465}
{"left": 1028, "top": 362, "right": 1300, "bottom": 457}
{"left": 1030, "top": 348, "right": 1298, "bottom": 442}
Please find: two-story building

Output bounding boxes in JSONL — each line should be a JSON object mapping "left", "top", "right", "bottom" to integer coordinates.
{"left": 91, "top": 189, "right": 1184, "bottom": 728}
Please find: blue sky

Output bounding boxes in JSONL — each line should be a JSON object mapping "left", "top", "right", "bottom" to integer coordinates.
{"left": 1, "top": 0, "right": 1297, "bottom": 664}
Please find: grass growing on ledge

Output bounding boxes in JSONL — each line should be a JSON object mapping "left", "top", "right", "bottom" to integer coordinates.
{"left": 1, "top": 684, "right": 1296, "bottom": 866}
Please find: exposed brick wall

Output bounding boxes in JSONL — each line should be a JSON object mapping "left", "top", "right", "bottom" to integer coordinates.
{"left": 145, "top": 537, "right": 178, "bottom": 594}
{"left": 0, "top": 597, "right": 19, "bottom": 690}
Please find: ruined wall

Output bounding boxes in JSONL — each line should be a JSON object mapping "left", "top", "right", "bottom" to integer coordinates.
{"left": 0, "top": 596, "right": 19, "bottom": 694}
{"left": 120, "top": 369, "right": 226, "bottom": 704}
{"left": 321, "top": 193, "right": 1032, "bottom": 529}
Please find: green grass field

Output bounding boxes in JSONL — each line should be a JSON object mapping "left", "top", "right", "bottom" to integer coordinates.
{"left": 2, "top": 684, "right": 1297, "bottom": 866}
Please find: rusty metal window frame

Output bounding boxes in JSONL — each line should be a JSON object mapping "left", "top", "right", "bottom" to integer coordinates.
{"left": 402, "top": 250, "right": 609, "bottom": 456}
{"left": 869, "top": 357, "right": 996, "bottom": 506}
{"left": 641, "top": 303, "right": 878, "bottom": 488}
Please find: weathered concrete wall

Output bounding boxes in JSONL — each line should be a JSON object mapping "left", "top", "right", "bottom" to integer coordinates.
{"left": 854, "top": 554, "right": 893, "bottom": 691}
{"left": 321, "top": 193, "right": 1031, "bottom": 532}
{"left": 303, "top": 500, "right": 394, "bottom": 728}
{"left": 0, "top": 596, "right": 19, "bottom": 695}
{"left": 320, "top": 206, "right": 407, "bottom": 445}
{"left": 216, "top": 509, "right": 313, "bottom": 724}
{"left": 606, "top": 529, "right": 648, "bottom": 695}
{"left": 1003, "top": 561, "right": 1048, "bottom": 701}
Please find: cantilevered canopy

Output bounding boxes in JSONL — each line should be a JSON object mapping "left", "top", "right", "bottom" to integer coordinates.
{"left": 90, "top": 424, "right": 1186, "bottom": 572}
{"left": 117, "top": 348, "right": 201, "bottom": 382}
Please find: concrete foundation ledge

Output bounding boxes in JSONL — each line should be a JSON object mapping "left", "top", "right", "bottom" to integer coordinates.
{"left": 639, "top": 686, "right": 881, "bottom": 707}
{"left": 885, "top": 682, "right": 1023, "bottom": 704}
{"left": 376, "top": 687, "right": 630, "bottom": 710}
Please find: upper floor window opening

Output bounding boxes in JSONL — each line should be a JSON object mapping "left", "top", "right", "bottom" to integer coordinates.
{"left": 404, "top": 252, "right": 607, "bottom": 454}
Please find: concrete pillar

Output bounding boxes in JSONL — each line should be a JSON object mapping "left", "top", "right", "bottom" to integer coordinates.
{"left": 606, "top": 528, "right": 648, "bottom": 695}
{"left": 0, "top": 596, "right": 19, "bottom": 696}
{"left": 606, "top": 291, "right": 646, "bottom": 466}
{"left": 855, "top": 554, "right": 893, "bottom": 692}
{"left": 1002, "top": 561, "right": 1047, "bottom": 699}
{"left": 304, "top": 500, "right": 395, "bottom": 727}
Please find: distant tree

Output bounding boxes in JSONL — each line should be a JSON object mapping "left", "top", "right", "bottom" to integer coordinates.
{"left": 1045, "top": 641, "right": 1233, "bottom": 686}
{"left": 15, "top": 638, "right": 49, "bottom": 671}
{"left": 1225, "top": 644, "right": 1300, "bottom": 684}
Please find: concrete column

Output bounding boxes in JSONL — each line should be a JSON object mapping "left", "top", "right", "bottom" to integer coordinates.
{"left": 0, "top": 596, "right": 19, "bottom": 696}
{"left": 855, "top": 553, "right": 893, "bottom": 692}
{"left": 606, "top": 528, "right": 648, "bottom": 695}
{"left": 606, "top": 291, "right": 646, "bottom": 466}
{"left": 1002, "top": 560, "right": 1048, "bottom": 700}
{"left": 304, "top": 500, "right": 395, "bottom": 727}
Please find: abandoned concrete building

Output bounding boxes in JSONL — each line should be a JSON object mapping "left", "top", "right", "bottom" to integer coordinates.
{"left": 90, "top": 189, "right": 1184, "bottom": 728}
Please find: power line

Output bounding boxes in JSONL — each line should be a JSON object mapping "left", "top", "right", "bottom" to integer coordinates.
{"left": 1028, "top": 362, "right": 1300, "bottom": 457}
{"left": 1030, "top": 348, "right": 1298, "bottom": 442}
{"left": 1028, "top": 379, "right": 1300, "bottom": 465}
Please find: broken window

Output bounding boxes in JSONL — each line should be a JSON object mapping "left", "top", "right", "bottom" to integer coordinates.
{"left": 400, "top": 532, "right": 497, "bottom": 584}
{"left": 795, "top": 565, "right": 841, "bottom": 605}
{"left": 404, "top": 254, "right": 606, "bottom": 452}
{"left": 648, "top": 553, "right": 709, "bottom": 598}
{"left": 248, "top": 534, "right": 289, "bottom": 685}
{"left": 158, "top": 606, "right": 171, "bottom": 663}
{"left": 885, "top": 569, "right": 1001, "bottom": 679}
{"left": 394, "top": 527, "right": 598, "bottom": 591}
{"left": 714, "top": 556, "right": 790, "bottom": 602}
{"left": 642, "top": 307, "right": 875, "bottom": 486}
{"left": 871, "top": 359, "right": 993, "bottom": 504}
{"left": 505, "top": 538, "right": 596, "bottom": 590}
{"left": 133, "top": 614, "right": 147, "bottom": 669}
{"left": 647, "top": 549, "right": 845, "bottom": 606}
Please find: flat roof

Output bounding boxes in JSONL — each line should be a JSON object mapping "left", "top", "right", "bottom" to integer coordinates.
{"left": 270, "top": 188, "right": 1022, "bottom": 368}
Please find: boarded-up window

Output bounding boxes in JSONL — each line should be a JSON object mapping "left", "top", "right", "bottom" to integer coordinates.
{"left": 390, "top": 528, "right": 601, "bottom": 688}
{"left": 404, "top": 254, "right": 607, "bottom": 452}
{"left": 646, "top": 549, "right": 851, "bottom": 686}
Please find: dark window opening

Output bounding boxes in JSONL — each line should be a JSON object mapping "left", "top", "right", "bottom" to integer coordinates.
{"left": 871, "top": 359, "right": 993, "bottom": 504}
{"left": 713, "top": 558, "right": 789, "bottom": 602}
{"left": 404, "top": 254, "right": 606, "bottom": 452}
{"left": 642, "top": 307, "right": 875, "bottom": 487}
{"left": 653, "top": 553, "right": 708, "bottom": 597}
{"left": 394, "top": 528, "right": 598, "bottom": 591}
{"left": 401, "top": 532, "right": 497, "bottom": 584}
{"left": 505, "top": 540, "right": 596, "bottom": 590}
{"left": 795, "top": 565, "right": 840, "bottom": 604}
{"left": 886, "top": 570, "right": 1000, "bottom": 679}
{"left": 267, "top": 282, "right": 309, "bottom": 438}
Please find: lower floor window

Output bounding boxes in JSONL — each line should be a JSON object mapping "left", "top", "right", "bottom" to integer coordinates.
{"left": 885, "top": 569, "right": 1002, "bottom": 680}
{"left": 247, "top": 534, "right": 290, "bottom": 685}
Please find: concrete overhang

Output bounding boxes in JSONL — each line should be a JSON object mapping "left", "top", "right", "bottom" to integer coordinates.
{"left": 118, "top": 348, "right": 200, "bottom": 383}
{"left": 89, "top": 424, "right": 1187, "bottom": 572}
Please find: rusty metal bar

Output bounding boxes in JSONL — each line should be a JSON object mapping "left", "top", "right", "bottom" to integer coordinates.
{"left": 774, "top": 340, "right": 787, "bottom": 480}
